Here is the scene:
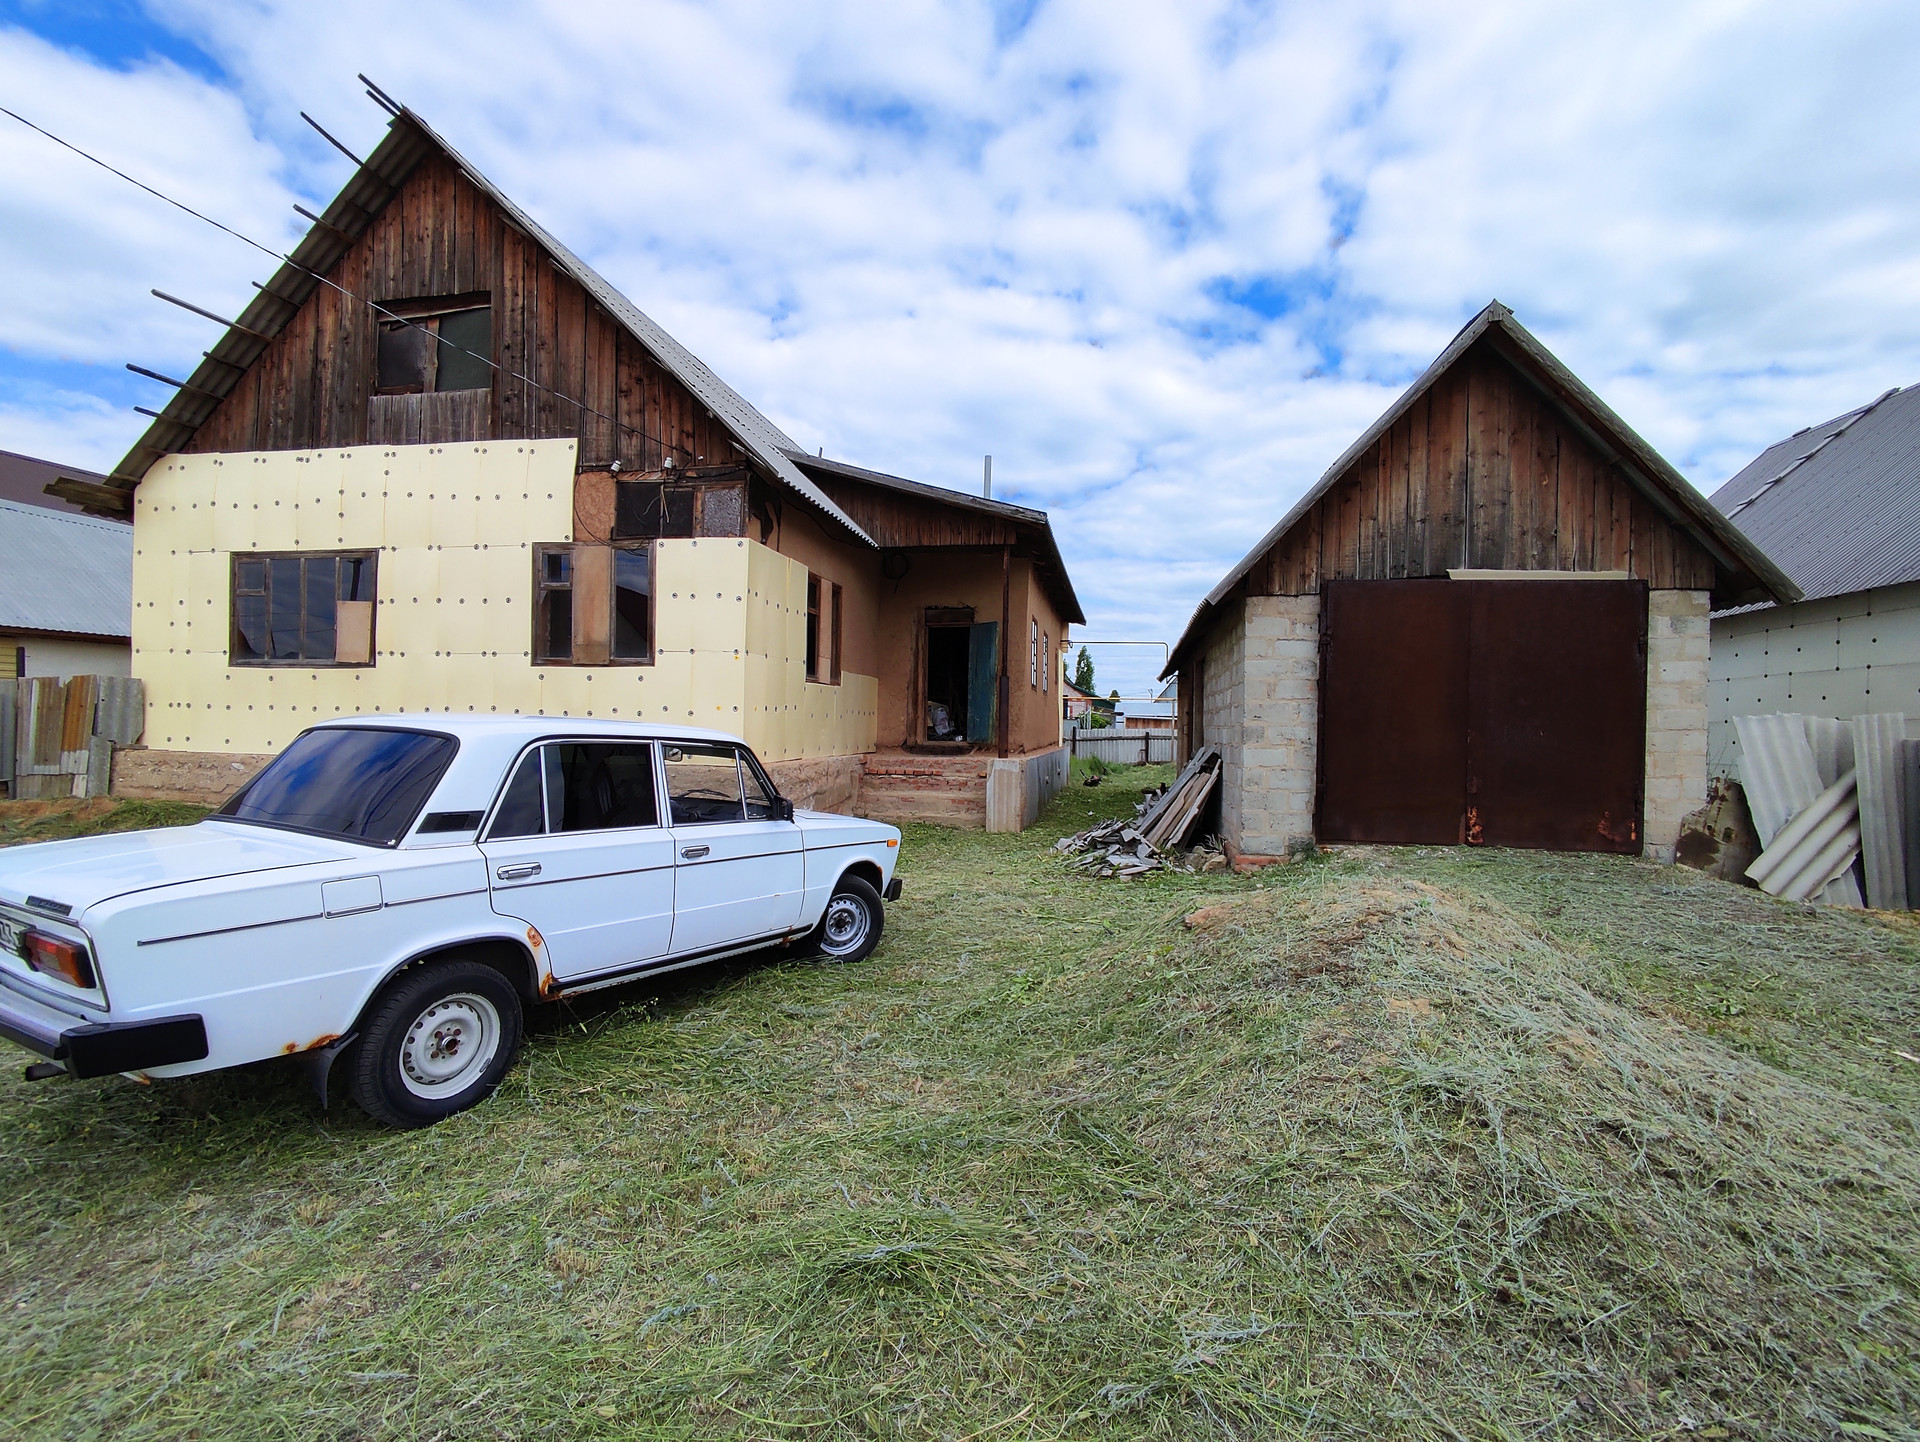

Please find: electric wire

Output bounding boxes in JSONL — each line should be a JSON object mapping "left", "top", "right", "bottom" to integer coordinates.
{"left": 0, "top": 104, "right": 702, "bottom": 469}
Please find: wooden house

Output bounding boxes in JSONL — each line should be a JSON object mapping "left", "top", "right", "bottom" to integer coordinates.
{"left": 1162, "top": 302, "right": 1795, "bottom": 862}
{"left": 61, "top": 107, "right": 1082, "bottom": 828}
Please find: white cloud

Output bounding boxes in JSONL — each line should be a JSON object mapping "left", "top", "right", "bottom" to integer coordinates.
{"left": 2, "top": 0, "right": 1918, "bottom": 699}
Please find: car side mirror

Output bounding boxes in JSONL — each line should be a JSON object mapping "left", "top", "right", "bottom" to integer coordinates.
{"left": 775, "top": 797, "right": 795, "bottom": 821}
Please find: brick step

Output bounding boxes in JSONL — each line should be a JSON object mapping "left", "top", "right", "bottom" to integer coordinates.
{"left": 860, "top": 789, "right": 987, "bottom": 828}
{"left": 861, "top": 772, "right": 987, "bottom": 796}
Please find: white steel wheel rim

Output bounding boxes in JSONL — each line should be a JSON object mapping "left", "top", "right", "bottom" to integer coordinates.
{"left": 399, "top": 992, "right": 501, "bottom": 1100}
{"left": 820, "top": 895, "right": 871, "bottom": 957}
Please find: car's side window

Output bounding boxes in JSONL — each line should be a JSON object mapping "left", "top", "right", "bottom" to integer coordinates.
{"left": 741, "top": 749, "right": 781, "bottom": 821}
{"left": 486, "top": 747, "right": 547, "bottom": 840}
{"left": 546, "top": 742, "right": 659, "bottom": 832}
{"left": 663, "top": 743, "right": 746, "bottom": 825}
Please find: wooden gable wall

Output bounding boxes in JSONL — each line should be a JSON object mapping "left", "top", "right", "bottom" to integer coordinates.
{"left": 1249, "top": 341, "right": 1717, "bottom": 596}
{"left": 186, "top": 153, "right": 736, "bottom": 473}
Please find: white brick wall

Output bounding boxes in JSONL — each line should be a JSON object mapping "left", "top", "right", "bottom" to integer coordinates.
{"left": 1644, "top": 589, "right": 1710, "bottom": 861}
{"left": 1197, "top": 596, "right": 1246, "bottom": 849}
{"left": 1238, "top": 594, "right": 1320, "bottom": 859}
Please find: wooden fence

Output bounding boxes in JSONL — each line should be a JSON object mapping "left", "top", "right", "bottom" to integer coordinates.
{"left": 1066, "top": 726, "right": 1176, "bottom": 765}
{"left": 0, "top": 676, "right": 145, "bottom": 799}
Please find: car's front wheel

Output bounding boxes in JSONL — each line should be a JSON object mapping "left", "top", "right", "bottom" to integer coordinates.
{"left": 347, "top": 960, "right": 523, "bottom": 1128}
{"left": 806, "top": 874, "right": 885, "bottom": 963}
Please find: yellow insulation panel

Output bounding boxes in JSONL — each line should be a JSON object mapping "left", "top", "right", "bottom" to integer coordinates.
{"left": 132, "top": 446, "right": 875, "bottom": 760}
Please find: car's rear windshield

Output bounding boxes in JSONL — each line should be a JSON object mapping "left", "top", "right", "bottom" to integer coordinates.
{"left": 219, "top": 727, "right": 456, "bottom": 846}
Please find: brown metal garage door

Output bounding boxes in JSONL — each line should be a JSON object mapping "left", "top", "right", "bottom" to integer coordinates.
{"left": 1317, "top": 578, "right": 1646, "bottom": 853}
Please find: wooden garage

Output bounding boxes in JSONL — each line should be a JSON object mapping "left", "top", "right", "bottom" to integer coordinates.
{"left": 1162, "top": 301, "right": 1798, "bottom": 863}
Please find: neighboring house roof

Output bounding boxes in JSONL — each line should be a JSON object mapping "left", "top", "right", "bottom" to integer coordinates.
{"left": 73, "top": 108, "right": 871, "bottom": 547}
{"left": 788, "top": 449, "right": 1086, "bottom": 625}
{"left": 0, "top": 450, "right": 114, "bottom": 518}
{"left": 0, "top": 499, "right": 133, "bottom": 639}
{"left": 1162, "top": 301, "right": 1799, "bottom": 679}
{"left": 1709, "top": 381, "right": 1920, "bottom": 603}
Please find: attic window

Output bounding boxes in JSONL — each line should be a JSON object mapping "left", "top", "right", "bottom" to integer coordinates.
{"left": 375, "top": 296, "right": 492, "bottom": 394}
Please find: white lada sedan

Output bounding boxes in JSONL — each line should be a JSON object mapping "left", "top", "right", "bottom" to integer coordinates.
{"left": 0, "top": 717, "right": 901, "bottom": 1127}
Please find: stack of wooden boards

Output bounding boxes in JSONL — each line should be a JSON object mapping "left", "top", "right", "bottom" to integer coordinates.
{"left": 1054, "top": 747, "right": 1223, "bottom": 878}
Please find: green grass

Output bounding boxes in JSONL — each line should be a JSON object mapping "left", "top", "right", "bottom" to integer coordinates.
{"left": 0, "top": 797, "right": 209, "bottom": 847}
{"left": 0, "top": 770, "right": 1916, "bottom": 1439}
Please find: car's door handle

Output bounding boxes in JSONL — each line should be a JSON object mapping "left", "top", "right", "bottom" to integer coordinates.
{"left": 496, "top": 863, "right": 541, "bottom": 880}
{"left": 679, "top": 845, "right": 710, "bottom": 860}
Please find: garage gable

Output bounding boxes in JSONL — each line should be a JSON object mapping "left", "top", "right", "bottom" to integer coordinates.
{"left": 1165, "top": 302, "right": 1796, "bottom": 679}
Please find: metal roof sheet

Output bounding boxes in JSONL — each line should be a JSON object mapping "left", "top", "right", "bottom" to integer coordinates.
{"left": 0, "top": 500, "right": 133, "bottom": 639}
{"left": 1709, "top": 381, "right": 1920, "bottom": 601}
{"left": 1162, "top": 301, "right": 1799, "bottom": 678}
{"left": 87, "top": 109, "right": 872, "bottom": 548}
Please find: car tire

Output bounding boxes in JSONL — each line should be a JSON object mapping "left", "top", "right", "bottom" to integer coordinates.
{"left": 805, "top": 874, "right": 885, "bottom": 964}
{"left": 347, "top": 960, "right": 524, "bottom": 1128}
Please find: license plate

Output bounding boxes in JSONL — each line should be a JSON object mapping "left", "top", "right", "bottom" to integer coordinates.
{"left": 0, "top": 917, "right": 18, "bottom": 957}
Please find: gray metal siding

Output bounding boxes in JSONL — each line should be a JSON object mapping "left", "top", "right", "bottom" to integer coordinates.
{"left": 1710, "top": 578, "right": 1920, "bottom": 778}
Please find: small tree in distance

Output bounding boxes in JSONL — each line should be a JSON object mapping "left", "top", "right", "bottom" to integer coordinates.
{"left": 1071, "top": 646, "right": 1095, "bottom": 693}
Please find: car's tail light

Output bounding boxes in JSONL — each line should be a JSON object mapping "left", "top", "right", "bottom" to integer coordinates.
{"left": 22, "top": 931, "right": 95, "bottom": 989}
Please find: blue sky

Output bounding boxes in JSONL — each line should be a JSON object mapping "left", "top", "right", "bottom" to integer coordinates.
{"left": 4, "top": 0, "right": 1920, "bottom": 701}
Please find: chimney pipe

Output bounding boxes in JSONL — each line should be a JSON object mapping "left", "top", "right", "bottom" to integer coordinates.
{"left": 983, "top": 455, "right": 992, "bottom": 499}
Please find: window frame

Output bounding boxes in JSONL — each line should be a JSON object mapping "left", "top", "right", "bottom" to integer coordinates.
{"left": 1030, "top": 617, "right": 1039, "bottom": 688}
{"left": 229, "top": 550, "right": 379, "bottom": 668}
{"left": 829, "top": 581, "right": 843, "bottom": 686}
{"left": 532, "top": 545, "right": 574, "bottom": 664}
{"left": 805, "top": 574, "right": 822, "bottom": 682}
{"left": 531, "top": 542, "right": 657, "bottom": 667}
{"left": 609, "top": 542, "right": 656, "bottom": 665}
{"left": 373, "top": 295, "right": 493, "bottom": 397}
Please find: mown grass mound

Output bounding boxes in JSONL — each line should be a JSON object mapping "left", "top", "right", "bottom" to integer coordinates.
{"left": 0, "top": 769, "right": 1914, "bottom": 1439}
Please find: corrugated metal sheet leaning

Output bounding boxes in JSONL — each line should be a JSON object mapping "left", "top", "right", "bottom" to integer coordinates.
{"left": 1746, "top": 771, "right": 1862, "bottom": 903}
{"left": 1853, "top": 714, "right": 1917, "bottom": 910}
{"left": 0, "top": 675, "right": 144, "bottom": 799}
{"left": 1732, "top": 711, "right": 1919, "bottom": 908}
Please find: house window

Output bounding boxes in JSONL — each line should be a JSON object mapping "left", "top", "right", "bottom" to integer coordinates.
{"left": 612, "top": 546, "right": 652, "bottom": 661}
{"left": 830, "top": 582, "right": 843, "bottom": 685}
{"left": 806, "top": 574, "right": 822, "bottom": 681}
{"left": 375, "top": 296, "right": 492, "bottom": 394}
{"left": 533, "top": 543, "right": 653, "bottom": 665}
{"left": 1042, "top": 632, "right": 1049, "bottom": 692}
{"left": 1030, "top": 618, "right": 1039, "bottom": 687}
{"left": 534, "top": 546, "right": 573, "bottom": 662}
{"left": 231, "top": 552, "right": 376, "bottom": 665}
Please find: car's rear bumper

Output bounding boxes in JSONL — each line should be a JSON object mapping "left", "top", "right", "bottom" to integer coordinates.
{"left": 0, "top": 974, "right": 208, "bottom": 1079}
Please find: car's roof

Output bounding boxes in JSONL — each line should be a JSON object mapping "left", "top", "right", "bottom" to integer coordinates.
{"left": 315, "top": 714, "right": 746, "bottom": 746}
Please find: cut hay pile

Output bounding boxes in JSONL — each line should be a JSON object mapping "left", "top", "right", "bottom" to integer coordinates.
{"left": 1161, "top": 868, "right": 1920, "bottom": 1437}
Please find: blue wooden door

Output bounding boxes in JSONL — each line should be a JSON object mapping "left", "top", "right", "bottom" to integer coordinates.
{"left": 967, "top": 622, "right": 998, "bottom": 743}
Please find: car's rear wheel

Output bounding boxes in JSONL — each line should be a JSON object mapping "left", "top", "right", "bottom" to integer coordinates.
{"left": 348, "top": 960, "right": 523, "bottom": 1128}
{"left": 807, "top": 874, "right": 885, "bottom": 963}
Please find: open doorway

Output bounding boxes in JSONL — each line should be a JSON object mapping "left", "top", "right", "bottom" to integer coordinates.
{"left": 922, "top": 609, "right": 999, "bottom": 745}
{"left": 925, "top": 623, "right": 971, "bottom": 740}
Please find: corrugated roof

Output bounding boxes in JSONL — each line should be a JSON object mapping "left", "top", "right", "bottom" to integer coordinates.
{"left": 82, "top": 108, "right": 872, "bottom": 547}
{"left": 1708, "top": 381, "right": 1920, "bottom": 601}
{"left": 0, "top": 499, "right": 133, "bottom": 639}
{"left": 1161, "top": 301, "right": 1799, "bottom": 679}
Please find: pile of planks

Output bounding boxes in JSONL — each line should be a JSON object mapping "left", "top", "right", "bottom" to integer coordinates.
{"left": 1053, "top": 747, "right": 1224, "bottom": 878}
